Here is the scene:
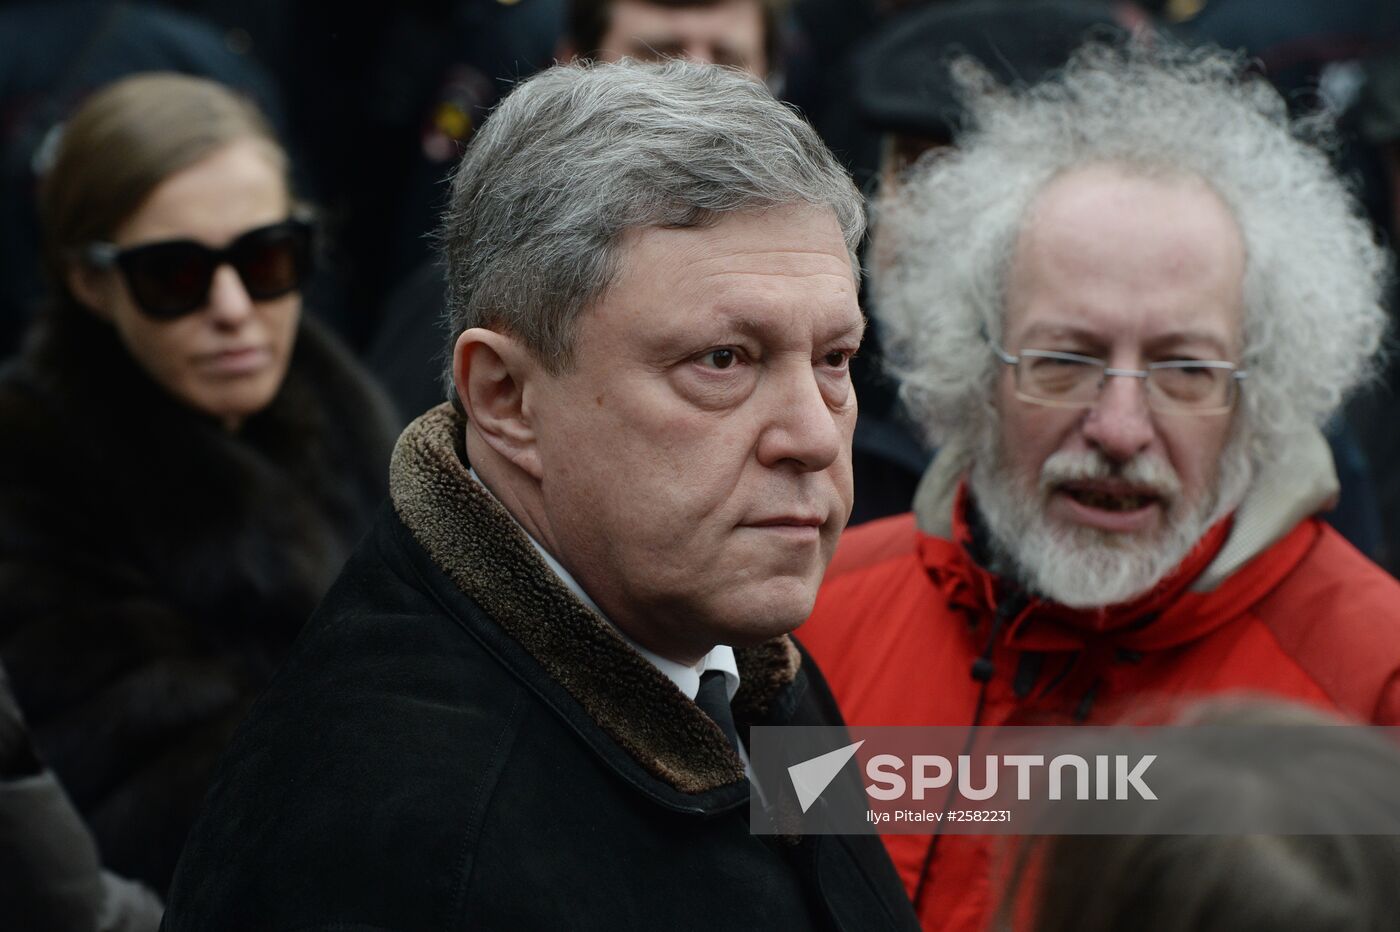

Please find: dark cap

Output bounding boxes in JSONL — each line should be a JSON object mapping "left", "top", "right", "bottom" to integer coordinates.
{"left": 853, "top": 0, "right": 1124, "bottom": 141}
{"left": 1357, "top": 52, "right": 1400, "bottom": 145}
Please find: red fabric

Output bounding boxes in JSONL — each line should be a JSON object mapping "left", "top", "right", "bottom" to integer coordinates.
{"left": 799, "top": 488, "right": 1400, "bottom": 932}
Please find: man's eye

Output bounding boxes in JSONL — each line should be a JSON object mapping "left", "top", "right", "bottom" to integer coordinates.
{"left": 822, "top": 350, "right": 852, "bottom": 369}
{"left": 700, "top": 348, "right": 738, "bottom": 370}
{"left": 1028, "top": 356, "right": 1089, "bottom": 371}
{"left": 1035, "top": 355, "right": 1095, "bottom": 368}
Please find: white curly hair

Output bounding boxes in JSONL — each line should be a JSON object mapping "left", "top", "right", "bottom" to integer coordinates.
{"left": 875, "top": 38, "right": 1392, "bottom": 464}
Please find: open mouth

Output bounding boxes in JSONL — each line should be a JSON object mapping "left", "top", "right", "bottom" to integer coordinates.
{"left": 1062, "top": 487, "right": 1158, "bottom": 512}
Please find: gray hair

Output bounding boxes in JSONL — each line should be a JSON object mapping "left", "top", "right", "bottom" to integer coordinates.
{"left": 439, "top": 59, "right": 865, "bottom": 392}
{"left": 875, "top": 39, "right": 1392, "bottom": 462}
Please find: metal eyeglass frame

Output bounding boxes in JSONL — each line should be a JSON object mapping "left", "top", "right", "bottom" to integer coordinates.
{"left": 988, "top": 337, "right": 1248, "bottom": 415}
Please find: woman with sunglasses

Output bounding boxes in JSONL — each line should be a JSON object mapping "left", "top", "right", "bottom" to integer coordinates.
{"left": 0, "top": 73, "right": 397, "bottom": 902}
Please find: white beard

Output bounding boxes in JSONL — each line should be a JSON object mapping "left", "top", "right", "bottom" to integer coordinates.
{"left": 968, "top": 424, "right": 1253, "bottom": 609}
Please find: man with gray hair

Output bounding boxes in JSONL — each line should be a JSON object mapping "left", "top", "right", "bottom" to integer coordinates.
{"left": 160, "top": 60, "right": 917, "bottom": 930}
{"left": 799, "top": 40, "right": 1400, "bottom": 931}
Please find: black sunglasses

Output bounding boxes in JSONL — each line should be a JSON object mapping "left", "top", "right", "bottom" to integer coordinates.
{"left": 84, "top": 216, "right": 315, "bottom": 320}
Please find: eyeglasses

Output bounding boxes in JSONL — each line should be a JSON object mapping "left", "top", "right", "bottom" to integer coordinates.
{"left": 989, "top": 338, "right": 1247, "bottom": 415}
{"left": 84, "top": 217, "right": 315, "bottom": 320}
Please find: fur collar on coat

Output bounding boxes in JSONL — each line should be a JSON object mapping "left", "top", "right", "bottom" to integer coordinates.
{"left": 389, "top": 404, "right": 802, "bottom": 795}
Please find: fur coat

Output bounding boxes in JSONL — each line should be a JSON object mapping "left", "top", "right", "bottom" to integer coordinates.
{"left": 0, "top": 305, "right": 398, "bottom": 893}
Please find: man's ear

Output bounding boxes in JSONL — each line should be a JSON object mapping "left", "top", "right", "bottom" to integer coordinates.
{"left": 66, "top": 265, "right": 114, "bottom": 321}
{"left": 453, "top": 327, "right": 545, "bottom": 479}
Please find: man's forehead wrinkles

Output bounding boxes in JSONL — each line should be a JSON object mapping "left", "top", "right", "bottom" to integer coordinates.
{"left": 712, "top": 280, "right": 861, "bottom": 318}
{"left": 711, "top": 309, "right": 865, "bottom": 338}
{"left": 689, "top": 262, "right": 858, "bottom": 308}
{"left": 699, "top": 269, "right": 856, "bottom": 288}
{"left": 668, "top": 234, "right": 848, "bottom": 261}
{"left": 688, "top": 250, "right": 854, "bottom": 276}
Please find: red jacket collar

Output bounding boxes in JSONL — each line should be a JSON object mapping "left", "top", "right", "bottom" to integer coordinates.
{"left": 917, "top": 481, "right": 1240, "bottom": 652}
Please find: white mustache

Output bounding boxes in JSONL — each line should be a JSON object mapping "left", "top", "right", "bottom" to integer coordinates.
{"left": 1037, "top": 450, "right": 1183, "bottom": 501}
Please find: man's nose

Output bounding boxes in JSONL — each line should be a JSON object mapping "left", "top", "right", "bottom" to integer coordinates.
{"left": 1080, "top": 372, "right": 1155, "bottom": 461}
{"left": 755, "top": 365, "right": 845, "bottom": 472}
{"left": 206, "top": 263, "right": 256, "bottom": 327}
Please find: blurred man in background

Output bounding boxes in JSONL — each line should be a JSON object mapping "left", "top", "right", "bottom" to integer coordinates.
{"left": 565, "top": 0, "right": 776, "bottom": 78}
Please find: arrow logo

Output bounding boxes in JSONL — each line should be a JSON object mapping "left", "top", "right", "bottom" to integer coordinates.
{"left": 788, "top": 740, "right": 865, "bottom": 813}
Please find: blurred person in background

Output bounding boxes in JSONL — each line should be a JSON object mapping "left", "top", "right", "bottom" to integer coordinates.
{"left": 0, "top": 0, "right": 287, "bottom": 360}
{"left": 0, "top": 73, "right": 397, "bottom": 895}
{"left": 995, "top": 699, "right": 1400, "bottom": 932}
{"left": 562, "top": 0, "right": 778, "bottom": 78}
{"left": 800, "top": 39, "right": 1400, "bottom": 931}
{"left": 44, "top": 2, "right": 571, "bottom": 350}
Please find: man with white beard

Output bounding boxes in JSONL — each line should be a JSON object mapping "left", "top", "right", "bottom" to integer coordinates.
{"left": 798, "top": 40, "right": 1400, "bottom": 932}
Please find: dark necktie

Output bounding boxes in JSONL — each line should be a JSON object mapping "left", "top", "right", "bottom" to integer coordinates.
{"left": 694, "top": 669, "right": 743, "bottom": 757}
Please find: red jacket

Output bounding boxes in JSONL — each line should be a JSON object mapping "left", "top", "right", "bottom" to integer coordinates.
{"left": 800, "top": 476, "right": 1400, "bottom": 932}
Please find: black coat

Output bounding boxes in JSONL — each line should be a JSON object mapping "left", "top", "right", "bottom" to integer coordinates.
{"left": 162, "top": 405, "right": 919, "bottom": 931}
{"left": 0, "top": 660, "right": 164, "bottom": 932}
{"left": 0, "top": 305, "right": 397, "bottom": 894}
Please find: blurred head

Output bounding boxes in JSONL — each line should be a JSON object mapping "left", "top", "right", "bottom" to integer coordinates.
{"left": 569, "top": 0, "right": 777, "bottom": 79}
{"left": 40, "top": 73, "right": 304, "bottom": 431}
{"left": 875, "top": 40, "right": 1390, "bottom": 606}
{"left": 443, "top": 60, "right": 864, "bottom": 664}
{"left": 998, "top": 700, "right": 1400, "bottom": 932}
